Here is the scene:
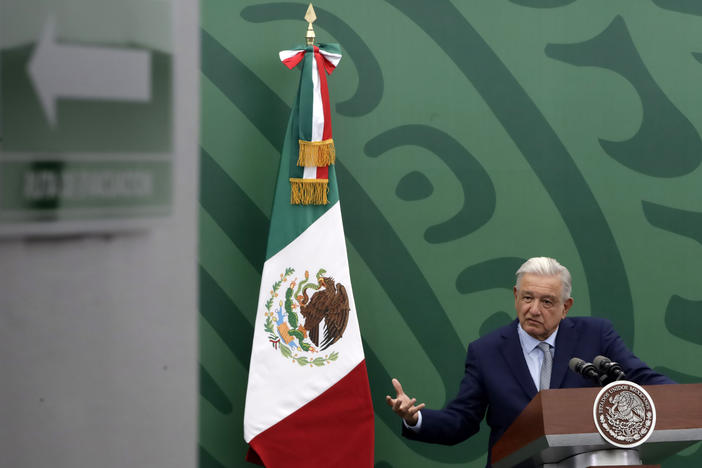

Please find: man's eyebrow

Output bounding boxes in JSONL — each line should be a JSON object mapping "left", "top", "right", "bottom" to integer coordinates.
{"left": 520, "top": 291, "right": 557, "bottom": 300}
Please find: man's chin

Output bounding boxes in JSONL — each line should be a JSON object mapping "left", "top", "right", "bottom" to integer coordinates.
{"left": 524, "top": 324, "right": 545, "bottom": 339}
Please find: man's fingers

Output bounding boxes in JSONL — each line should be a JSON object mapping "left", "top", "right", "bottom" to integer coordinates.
{"left": 400, "top": 397, "right": 415, "bottom": 412}
{"left": 391, "top": 395, "right": 411, "bottom": 414}
{"left": 391, "top": 378, "right": 404, "bottom": 396}
{"left": 408, "top": 402, "right": 426, "bottom": 415}
{"left": 389, "top": 379, "right": 423, "bottom": 419}
{"left": 406, "top": 401, "right": 419, "bottom": 416}
{"left": 398, "top": 398, "right": 410, "bottom": 413}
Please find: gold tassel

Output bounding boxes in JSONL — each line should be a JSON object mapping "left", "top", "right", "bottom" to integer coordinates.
{"left": 297, "top": 139, "right": 336, "bottom": 167}
{"left": 290, "top": 178, "right": 329, "bottom": 205}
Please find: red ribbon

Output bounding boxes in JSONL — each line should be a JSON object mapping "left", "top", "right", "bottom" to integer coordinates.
{"left": 281, "top": 50, "right": 305, "bottom": 70}
{"left": 313, "top": 46, "right": 333, "bottom": 141}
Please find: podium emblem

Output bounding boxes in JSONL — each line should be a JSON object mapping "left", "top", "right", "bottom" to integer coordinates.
{"left": 593, "top": 381, "right": 656, "bottom": 448}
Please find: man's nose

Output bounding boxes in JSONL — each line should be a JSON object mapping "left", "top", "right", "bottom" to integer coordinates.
{"left": 529, "top": 300, "right": 542, "bottom": 314}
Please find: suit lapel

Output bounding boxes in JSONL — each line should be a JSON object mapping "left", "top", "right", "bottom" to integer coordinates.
{"left": 551, "top": 318, "right": 577, "bottom": 388}
{"left": 500, "top": 320, "right": 538, "bottom": 399}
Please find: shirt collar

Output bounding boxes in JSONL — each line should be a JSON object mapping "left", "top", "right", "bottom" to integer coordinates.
{"left": 517, "top": 321, "right": 559, "bottom": 353}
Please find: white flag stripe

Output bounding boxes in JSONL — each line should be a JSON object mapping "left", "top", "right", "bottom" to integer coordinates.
{"left": 243, "top": 202, "right": 364, "bottom": 443}
{"left": 318, "top": 49, "right": 341, "bottom": 67}
{"left": 310, "top": 54, "right": 324, "bottom": 142}
{"left": 303, "top": 166, "right": 317, "bottom": 179}
{"left": 279, "top": 49, "right": 303, "bottom": 62}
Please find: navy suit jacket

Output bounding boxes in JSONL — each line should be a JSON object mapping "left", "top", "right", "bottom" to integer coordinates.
{"left": 402, "top": 316, "right": 674, "bottom": 466}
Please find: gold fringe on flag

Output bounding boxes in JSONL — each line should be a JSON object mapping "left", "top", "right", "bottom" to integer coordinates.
{"left": 297, "top": 139, "right": 336, "bottom": 167}
{"left": 289, "top": 178, "right": 329, "bottom": 205}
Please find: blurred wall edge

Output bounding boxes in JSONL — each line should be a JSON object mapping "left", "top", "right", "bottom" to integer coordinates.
{"left": 0, "top": 0, "right": 200, "bottom": 466}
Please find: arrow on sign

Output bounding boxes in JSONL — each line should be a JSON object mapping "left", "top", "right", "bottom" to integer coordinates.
{"left": 28, "top": 17, "right": 151, "bottom": 127}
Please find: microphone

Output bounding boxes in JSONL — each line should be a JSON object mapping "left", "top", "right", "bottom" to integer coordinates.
{"left": 569, "top": 357, "right": 601, "bottom": 384}
{"left": 593, "top": 355, "right": 626, "bottom": 381}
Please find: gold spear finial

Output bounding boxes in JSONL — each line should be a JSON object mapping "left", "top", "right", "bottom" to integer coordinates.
{"left": 305, "top": 3, "right": 316, "bottom": 46}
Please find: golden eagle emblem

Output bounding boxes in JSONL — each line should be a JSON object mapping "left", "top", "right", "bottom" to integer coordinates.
{"left": 262, "top": 268, "right": 346, "bottom": 367}
{"left": 298, "top": 276, "right": 350, "bottom": 350}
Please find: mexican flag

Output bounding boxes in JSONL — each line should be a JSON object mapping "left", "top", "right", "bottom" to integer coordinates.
{"left": 243, "top": 42, "right": 374, "bottom": 466}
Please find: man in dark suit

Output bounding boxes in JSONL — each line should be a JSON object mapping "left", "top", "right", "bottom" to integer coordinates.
{"left": 386, "top": 257, "right": 673, "bottom": 467}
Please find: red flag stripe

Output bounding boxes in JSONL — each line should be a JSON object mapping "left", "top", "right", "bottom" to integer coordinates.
{"left": 313, "top": 46, "right": 333, "bottom": 140}
{"left": 322, "top": 57, "right": 336, "bottom": 75}
{"left": 280, "top": 50, "right": 305, "bottom": 70}
{"left": 247, "top": 361, "right": 374, "bottom": 467}
{"left": 316, "top": 165, "right": 329, "bottom": 180}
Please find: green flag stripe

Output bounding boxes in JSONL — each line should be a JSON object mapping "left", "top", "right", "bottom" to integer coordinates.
{"left": 297, "top": 47, "right": 315, "bottom": 141}
{"left": 265, "top": 96, "right": 339, "bottom": 260}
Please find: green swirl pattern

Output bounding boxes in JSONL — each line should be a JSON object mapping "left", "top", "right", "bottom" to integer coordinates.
{"left": 200, "top": 1, "right": 702, "bottom": 466}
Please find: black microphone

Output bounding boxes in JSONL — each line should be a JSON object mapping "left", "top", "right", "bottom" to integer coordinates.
{"left": 593, "top": 355, "right": 626, "bottom": 381}
{"left": 569, "top": 357, "right": 602, "bottom": 384}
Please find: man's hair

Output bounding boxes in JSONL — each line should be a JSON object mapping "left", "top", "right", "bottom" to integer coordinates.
{"left": 515, "top": 257, "right": 572, "bottom": 302}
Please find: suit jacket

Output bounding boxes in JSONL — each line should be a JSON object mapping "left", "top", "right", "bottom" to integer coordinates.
{"left": 402, "top": 316, "right": 674, "bottom": 466}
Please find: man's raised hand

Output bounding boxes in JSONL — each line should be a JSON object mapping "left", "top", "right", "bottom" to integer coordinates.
{"left": 385, "top": 378, "right": 425, "bottom": 426}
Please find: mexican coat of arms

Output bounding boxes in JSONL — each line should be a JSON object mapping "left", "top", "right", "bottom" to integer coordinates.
{"left": 263, "top": 267, "right": 350, "bottom": 367}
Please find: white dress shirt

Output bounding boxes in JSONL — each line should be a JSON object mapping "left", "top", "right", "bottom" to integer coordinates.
{"left": 516, "top": 322, "right": 558, "bottom": 390}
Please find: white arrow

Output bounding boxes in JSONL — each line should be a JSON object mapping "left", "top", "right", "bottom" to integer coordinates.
{"left": 28, "top": 17, "right": 151, "bottom": 127}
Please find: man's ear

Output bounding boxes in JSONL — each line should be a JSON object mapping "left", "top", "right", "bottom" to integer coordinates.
{"left": 562, "top": 297, "right": 574, "bottom": 317}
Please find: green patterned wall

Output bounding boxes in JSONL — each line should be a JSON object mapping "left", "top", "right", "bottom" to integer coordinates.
{"left": 199, "top": 1, "right": 702, "bottom": 466}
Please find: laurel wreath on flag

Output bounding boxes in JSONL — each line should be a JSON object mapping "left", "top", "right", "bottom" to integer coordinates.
{"left": 263, "top": 267, "right": 340, "bottom": 367}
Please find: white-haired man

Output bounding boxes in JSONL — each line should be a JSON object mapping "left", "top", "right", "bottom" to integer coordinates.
{"left": 386, "top": 257, "right": 673, "bottom": 467}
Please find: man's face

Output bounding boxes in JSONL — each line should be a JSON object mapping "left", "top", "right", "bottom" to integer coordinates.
{"left": 514, "top": 273, "right": 573, "bottom": 341}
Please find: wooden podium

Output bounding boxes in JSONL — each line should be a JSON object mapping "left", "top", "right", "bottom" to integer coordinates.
{"left": 491, "top": 383, "right": 702, "bottom": 468}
